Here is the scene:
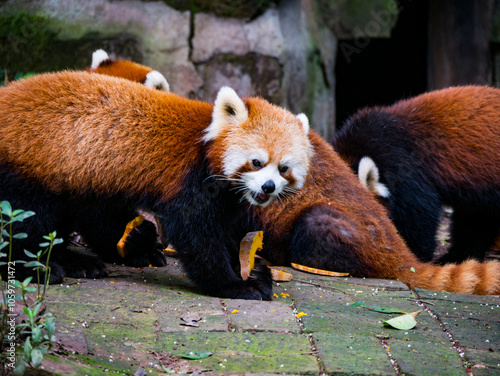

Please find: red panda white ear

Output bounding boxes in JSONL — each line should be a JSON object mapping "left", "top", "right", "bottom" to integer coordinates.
{"left": 203, "top": 86, "right": 248, "bottom": 142}
{"left": 144, "top": 71, "right": 170, "bottom": 92}
{"left": 296, "top": 113, "right": 310, "bottom": 135}
{"left": 91, "top": 49, "right": 110, "bottom": 69}
{"left": 358, "top": 156, "right": 390, "bottom": 198}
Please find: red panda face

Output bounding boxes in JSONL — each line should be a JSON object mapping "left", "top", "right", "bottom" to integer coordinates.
{"left": 204, "top": 87, "right": 312, "bottom": 207}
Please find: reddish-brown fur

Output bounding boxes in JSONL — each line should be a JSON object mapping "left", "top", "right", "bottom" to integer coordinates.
{"left": 87, "top": 59, "right": 154, "bottom": 84}
{"left": 333, "top": 86, "right": 500, "bottom": 264}
{"left": 0, "top": 70, "right": 311, "bottom": 299}
{"left": 35, "top": 68, "right": 497, "bottom": 295}
{"left": 1, "top": 72, "right": 208, "bottom": 199}
{"left": 388, "top": 86, "right": 500, "bottom": 190}
{"left": 254, "top": 131, "right": 500, "bottom": 295}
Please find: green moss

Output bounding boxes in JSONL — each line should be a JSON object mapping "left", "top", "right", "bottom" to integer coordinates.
{"left": 0, "top": 12, "right": 54, "bottom": 73}
{"left": 158, "top": 0, "right": 281, "bottom": 19}
{"left": 316, "top": 0, "right": 399, "bottom": 38}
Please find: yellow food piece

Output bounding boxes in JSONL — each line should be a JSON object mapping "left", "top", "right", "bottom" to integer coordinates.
{"left": 270, "top": 268, "right": 293, "bottom": 281}
{"left": 231, "top": 310, "right": 239, "bottom": 314}
{"left": 163, "top": 248, "right": 178, "bottom": 257}
{"left": 239, "top": 231, "right": 263, "bottom": 280}
{"left": 296, "top": 312, "right": 307, "bottom": 318}
{"left": 291, "top": 263, "right": 349, "bottom": 277}
{"left": 116, "top": 216, "right": 145, "bottom": 257}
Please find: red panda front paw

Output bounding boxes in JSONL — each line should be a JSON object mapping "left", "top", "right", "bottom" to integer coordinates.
{"left": 212, "top": 259, "right": 273, "bottom": 300}
{"left": 55, "top": 252, "right": 108, "bottom": 281}
{"left": 123, "top": 246, "right": 167, "bottom": 267}
{"left": 246, "top": 258, "right": 273, "bottom": 300}
{"left": 122, "top": 220, "right": 167, "bottom": 267}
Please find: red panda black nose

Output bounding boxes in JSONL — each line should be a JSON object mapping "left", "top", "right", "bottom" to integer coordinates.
{"left": 262, "top": 180, "right": 275, "bottom": 194}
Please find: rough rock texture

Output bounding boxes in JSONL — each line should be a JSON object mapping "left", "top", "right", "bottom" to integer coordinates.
{"left": 318, "top": 0, "right": 399, "bottom": 39}
{"left": 0, "top": 0, "right": 398, "bottom": 137}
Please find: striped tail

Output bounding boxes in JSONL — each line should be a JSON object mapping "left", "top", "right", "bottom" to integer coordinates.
{"left": 401, "top": 259, "right": 500, "bottom": 295}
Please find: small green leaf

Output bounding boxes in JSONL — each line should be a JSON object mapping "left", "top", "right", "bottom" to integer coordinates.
{"left": 0, "top": 201, "right": 12, "bottom": 217}
{"left": 12, "top": 233, "right": 28, "bottom": 239}
{"left": 23, "top": 337, "right": 33, "bottom": 359}
{"left": 178, "top": 351, "right": 213, "bottom": 360}
{"left": 11, "top": 211, "right": 35, "bottom": 222}
{"left": 44, "top": 318, "right": 56, "bottom": 336}
{"left": 382, "top": 310, "right": 422, "bottom": 330}
{"left": 53, "top": 238, "right": 63, "bottom": 245}
{"left": 410, "top": 267, "right": 416, "bottom": 273}
{"left": 13, "top": 360, "right": 26, "bottom": 376}
{"left": 34, "top": 302, "right": 42, "bottom": 313}
{"left": 161, "top": 364, "right": 175, "bottom": 373}
{"left": 38, "top": 242, "right": 50, "bottom": 248}
{"left": 350, "top": 301, "right": 407, "bottom": 314}
{"left": 24, "top": 261, "right": 45, "bottom": 268}
{"left": 31, "top": 348, "right": 44, "bottom": 367}
{"left": 32, "top": 326, "right": 43, "bottom": 344}
{"left": 21, "top": 276, "right": 33, "bottom": 286}
{"left": 24, "top": 249, "right": 36, "bottom": 258}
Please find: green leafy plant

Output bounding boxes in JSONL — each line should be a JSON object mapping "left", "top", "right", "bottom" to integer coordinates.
{"left": 0, "top": 200, "right": 59, "bottom": 376}
{"left": 1, "top": 69, "right": 35, "bottom": 86}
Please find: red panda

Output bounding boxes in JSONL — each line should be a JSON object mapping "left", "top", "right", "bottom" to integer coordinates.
{"left": 84, "top": 62, "right": 500, "bottom": 295}
{"left": 332, "top": 86, "right": 500, "bottom": 265}
{"left": 87, "top": 49, "right": 170, "bottom": 91}
{"left": 86, "top": 49, "right": 168, "bottom": 257}
{"left": 0, "top": 71, "right": 312, "bottom": 300}
{"left": 254, "top": 130, "right": 500, "bottom": 295}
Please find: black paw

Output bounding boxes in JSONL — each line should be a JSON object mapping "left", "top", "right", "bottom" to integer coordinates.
{"left": 209, "top": 259, "right": 273, "bottom": 300}
{"left": 60, "top": 254, "right": 108, "bottom": 280}
{"left": 247, "top": 258, "right": 273, "bottom": 300}
{"left": 47, "top": 261, "right": 66, "bottom": 284}
{"left": 121, "top": 220, "right": 166, "bottom": 267}
{"left": 122, "top": 246, "right": 167, "bottom": 267}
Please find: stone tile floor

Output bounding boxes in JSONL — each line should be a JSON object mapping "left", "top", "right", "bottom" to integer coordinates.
{"left": 30, "top": 256, "right": 499, "bottom": 375}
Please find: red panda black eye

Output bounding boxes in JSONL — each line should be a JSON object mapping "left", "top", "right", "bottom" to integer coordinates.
{"left": 252, "top": 159, "right": 262, "bottom": 168}
{"left": 279, "top": 165, "right": 289, "bottom": 173}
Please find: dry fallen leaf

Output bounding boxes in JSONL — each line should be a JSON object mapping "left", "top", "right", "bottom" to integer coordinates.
{"left": 239, "top": 231, "right": 263, "bottom": 280}
{"left": 270, "top": 268, "right": 293, "bottom": 281}
{"left": 180, "top": 312, "right": 202, "bottom": 327}
{"left": 117, "top": 216, "right": 145, "bottom": 257}
{"left": 163, "top": 248, "right": 178, "bottom": 257}
{"left": 291, "top": 263, "right": 349, "bottom": 277}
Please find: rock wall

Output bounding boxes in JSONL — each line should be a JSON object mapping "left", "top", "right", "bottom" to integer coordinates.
{"left": 0, "top": 0, "right": 338, "bottom": 138}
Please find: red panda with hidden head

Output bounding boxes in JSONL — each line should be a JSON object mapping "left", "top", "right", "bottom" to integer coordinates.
{"left": 87, "top": 49, "right": 170, "bottom": 91}
{"left": 332, "top": 86, "right": 500, "bottom": 265}
{"left": 0, "top": 71, "right": 312, "bottom": 300}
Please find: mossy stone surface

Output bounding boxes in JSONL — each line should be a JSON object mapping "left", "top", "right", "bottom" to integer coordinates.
{"left": 160, "top": 0, "right": 280, "bottom": 19}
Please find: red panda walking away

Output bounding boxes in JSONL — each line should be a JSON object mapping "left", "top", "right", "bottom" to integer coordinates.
{"left": 0, "top": 71, "right": 312, "bottom": 300}
{"left": 332, "top": 86, "right": 500, "bottom": 266}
